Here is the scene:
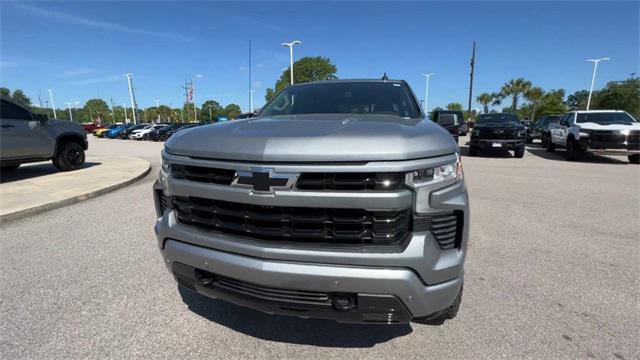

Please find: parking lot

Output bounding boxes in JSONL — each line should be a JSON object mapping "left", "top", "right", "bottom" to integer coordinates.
{"left": 1, "top": 135, "right": 638, "bottom": 359}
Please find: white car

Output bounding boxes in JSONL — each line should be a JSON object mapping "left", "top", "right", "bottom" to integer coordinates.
{"left": 546, "top": 110, "right": 640, "bottom": 163}
{"left": 129, "top": 124, "right": 166, "bottom": 140}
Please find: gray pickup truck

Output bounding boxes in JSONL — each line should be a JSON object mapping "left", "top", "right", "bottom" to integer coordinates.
{"left": 154, "top": 79, "right": 469, "bottom": 324}
{"left": 0, "top": 96, "right": 87, "bottom": 172}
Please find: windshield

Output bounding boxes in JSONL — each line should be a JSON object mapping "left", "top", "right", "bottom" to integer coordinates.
{"left": 260, "top": 82, "right": 421, "bottom": 118}
{"left": 476, "top": 113, "right": 519, "bottom": 124}
{"left": 576, "top": 112, "right": 637, "bottom": 125}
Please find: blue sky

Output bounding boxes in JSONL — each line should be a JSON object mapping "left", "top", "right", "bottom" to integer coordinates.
{"left": 1, "top": 1, "right": 638, "bottom": 113}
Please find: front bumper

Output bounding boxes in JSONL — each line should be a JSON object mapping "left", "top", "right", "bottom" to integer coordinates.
{"left": 579, "top": 138, "right": 640, "bottom": 155}
{"left": 470, "top": 138, "right": 525, "bottom": 150}
{"left": 164, "top": 240, "right": 462, "bottom": 324}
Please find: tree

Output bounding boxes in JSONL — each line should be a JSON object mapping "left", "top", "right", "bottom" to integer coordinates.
{"left": 223, "top": 104, "right": 242, "bottom": 119}
{"left": 0, "top": 87, "right": 10, "bottom": 97}
{"left": 596, "top": 78, "right": 640, "bottom": 118}
{"left": 201, "top": 100, "right": 223, "bottom": 121}
{"left": 566, "top": 90, "right": 590, "bottom": 110}
{"left": 12, "top": 89, "right": 31, "bottom": 107}
{"left": 84, "top": 99, "right": 110, "bottom": 122}
{"left": 476, "top": 93, "right": 493, "bottom": 113}
{"left": 446, "top": 102, "right": 463, "bottom": 111}
{"left": 524, "top": 87, "right": 544, "bottom": 121}
{"left": 500, "top": 78, "right": 532, "bottom": 112}
{"left": 265, "top": 56, "right": 338, "bottom": 101}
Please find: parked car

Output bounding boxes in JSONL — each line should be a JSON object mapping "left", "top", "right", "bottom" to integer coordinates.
{"left": 149, "top": 124, "right": 186, "bottom": 141}
{"left": 118, "top": 124, "right": 149, "bottom": 139}
{"left": 469, "top": 113, "right": 526, "bottom": 157}
{"left": 0, "top": 96, "right": 88, "bottom": 171}
{"left": 82, "top": 123, "right": 104, "bottom": 133}
{"left": 459, "top": 122, "right": 469, "bottom": 136}
{"left": 532, "top": 115, "right": 561, "bottom": 145}
{"left": 432, "top": 110, "right": 463, "bottom": 143}
{"left": 93, "top": 124, "right": 117, "bottom": 137}
{"left": 105, "top": 123, "right": 134, "bottom": 139}
{"left": 547, "top": 110, "right": 640, "bottom": 163}
{"left": 129, "top": 124, "right": 166, "bottom": 140}
{"left": 161, "top": 123, "right": 200, "bottom": 141}
{"left": 154, "top": 79, "right": 468, "bottom": 325}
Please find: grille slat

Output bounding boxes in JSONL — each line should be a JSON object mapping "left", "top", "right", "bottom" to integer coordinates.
{"left": 174, "top": 196, "right": 409, "bottom": 246}
{"left": 211, "top": 274, "right": 330, "bottom": 304}
{"left": 413, "top": 212, "right": 464, "bottom": 250}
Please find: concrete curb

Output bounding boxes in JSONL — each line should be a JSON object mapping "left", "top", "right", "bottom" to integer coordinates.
{"left": 0, "top": 160, "right": 151, "bottom": 223}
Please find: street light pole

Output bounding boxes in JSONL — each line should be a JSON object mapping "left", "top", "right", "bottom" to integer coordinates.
{"left": 281, "top": 40, "right": 302, "bottom": 85}
{"left": 47, "top": 89, "right": 57, "bottom": 118}
{"left": 124, "top": 73, "right": 138, "bottom": 124}
{"left": 123, "top": 104, "right": 128, "bottom": 123}
{"left": 420, "top": 73, "right": 436, "bottom": 113}
{"left": 156, "top": 99, "right": 161, "bottom": 123}
{"left": 249, "top": 89, "right": 255, "bottom": 113}
{"left": 585, "top": 57, "right": 610, "bottom": 110}
{"left": 66, "top": 102, "right": 73, "bottom": 122}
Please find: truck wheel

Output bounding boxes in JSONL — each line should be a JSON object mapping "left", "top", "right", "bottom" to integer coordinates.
{"left": 628, "top": 154, "right": 640, "bottom": 164}
{"left": 1, "top": 164, "right": 20, "bottom": 172}
{"left": 53, "top": 141, "right": 85, "bottom": 171}
{"left": 514, "top": 146, "right": 525, "bottom": 158}
{"left": 413, "top": 284, "right": 463, "bottom": 325}
{"left": 545, "top": 136, "right": 555, "bottom": 152}
{"left": 565, "top": 138, "right": 582, "bottom": 161}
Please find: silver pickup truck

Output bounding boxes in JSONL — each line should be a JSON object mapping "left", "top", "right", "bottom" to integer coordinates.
{"left": 154, "top": 79, "right": 469, "bottom": 324}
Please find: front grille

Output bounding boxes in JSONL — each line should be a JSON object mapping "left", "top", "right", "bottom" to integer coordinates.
{"left": 477, "top": 130, "right": 518, "bottom": 140}
{"left": 170, "top": 164, "right": 403, "bottom": 191}
{"left": 173, "top": 196, "right": 410, "bottom": 246}
{"left": 172, "top": 164, "right": 235, "bottom": 185}
{"left": 156, "top": 190, "right": 171, "bottom": 215}
{"left": 414, "top": 211, "right": 463, "bottom": 250}
{"left": 590, "top": 131, "right": 640, "bottom": 144}
{"left": 208, "top": 272, "right": 331, "bottom": 305}
{"left": 296, "top": 172, "right": 403, "bottom": 191}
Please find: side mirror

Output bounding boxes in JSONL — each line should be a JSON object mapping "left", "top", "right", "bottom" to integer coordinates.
{"left": 35, "top": 114, "right": 48, "bottom": 123}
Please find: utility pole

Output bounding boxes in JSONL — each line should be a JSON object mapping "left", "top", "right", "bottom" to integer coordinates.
{"left": 181, "top": 80, "right": 190, "bottom": 122}
{"left": 124, "top": 73, "right": 138, "bottom": 124}
{"left": 123, "top": 104, "right": 128, "bottom": 123}
{"left": 585, "top": 57, "right": 610, "bottom": 110}
{"left": 156, "top": 99, "right": 161, "bottom": 123}
{"left": 467, "top": 41, "right": 476, "bottom": 123}
{"left": 420, "top": 73, "right": 435, "bottom": 113}
{"left": 66, "top": 102, "right": 74, "bottom": 122}
{"left": 249, "top": 89, "right": 255, "bottom": 113}
{"left": 192, "top": 74, "right": 202, "bottom": 122}
{"left": 249, "top": 40, "right": 252, "bottom": 112}
{"left": 48, "top": 89, "right": 57, "bottom": 118}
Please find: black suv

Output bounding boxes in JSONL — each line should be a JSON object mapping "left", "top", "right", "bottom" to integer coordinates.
{"left": 469, "top": 113, "right": 526, "bottom": 157}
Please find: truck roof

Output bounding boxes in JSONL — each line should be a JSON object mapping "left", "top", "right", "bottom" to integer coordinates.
{"left": 296, "top": 78, "right": 405, "bottom": 86}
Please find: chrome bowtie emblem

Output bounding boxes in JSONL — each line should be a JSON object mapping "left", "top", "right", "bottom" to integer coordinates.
{"left": 232, "top": 168, "right": 297, "bottom": 194}
{"left": 494, "top": 130, "right": 504, "bottom": 134}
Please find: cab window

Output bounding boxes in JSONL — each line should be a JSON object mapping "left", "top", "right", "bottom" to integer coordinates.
{"left": 0, "top": 99, "right": 32, "bottom": 120}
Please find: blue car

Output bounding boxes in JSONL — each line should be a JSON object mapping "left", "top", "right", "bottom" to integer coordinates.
{"left": 105, "top": 124, "right": 133, "bottom": 139}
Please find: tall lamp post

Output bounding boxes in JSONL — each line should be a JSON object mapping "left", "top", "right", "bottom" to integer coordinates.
{"left": 66, "top": 102, "right": 74, "bottom": 122}
{"left": 124, "top": 73, "right": 138, "bottom": 124}
{"left": 420, "top": 73, "right": 436, "bottom": 113}
{"left": 47, "top": 89, "right": 57, "bottom": 118}
{"left": 249, "top": 89, "right": 255, "bottom": 113}
{"left": 281, "top": 40, "right": 302, "bottom": 85}
{"left": 585, "top": 57, "right": 610, "bottom": 110}
{"left": 156, "top": 99, "right": 161, "bottom": 123}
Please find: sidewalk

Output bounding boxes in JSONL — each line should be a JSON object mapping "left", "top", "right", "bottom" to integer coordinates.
{"left": 0, "top": 156, "right": 150, "bottom": 222}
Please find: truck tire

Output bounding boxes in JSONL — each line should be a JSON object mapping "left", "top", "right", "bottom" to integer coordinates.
{"left": 545, "top": 136, "right": 555, "bottom": 152}
{"left": 565, "top": 138, "right": 582, "bottom": 161}
{"left": 514, "top": 146, "right": 525, "bottom": 158}
{"left": 52, "top": 141, "right": 85, "bottom": 171}
{"left": 413, "top": 284, "right": 463, "bottom": 325}
{"left": 628, "top": 154, "right": 640, "bottom": 164}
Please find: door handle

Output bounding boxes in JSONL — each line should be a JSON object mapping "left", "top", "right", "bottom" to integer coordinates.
{"left": 1, "top": 124, "right": 15, "bottom": 128}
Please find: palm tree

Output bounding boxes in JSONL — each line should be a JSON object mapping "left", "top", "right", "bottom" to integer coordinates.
{"left": 501, "top": 78, "right": 532, "bottom": 112}
{"left": 476, "top": 93, "right": 493, "bottom": 114}
{"left": 524, "top": 87, "right": 545, "bottom": 121}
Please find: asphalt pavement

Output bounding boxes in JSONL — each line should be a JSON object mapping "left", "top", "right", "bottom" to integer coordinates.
{"left": 1, "top": 135, "right": 638, "bottom": 359}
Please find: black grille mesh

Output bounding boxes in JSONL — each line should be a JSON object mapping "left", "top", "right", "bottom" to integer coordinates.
{"left": 413, "top": 211, "right": 463, "bottom": 250}
{"left": 173, "top": 196, "right": 410, "bottom": 246}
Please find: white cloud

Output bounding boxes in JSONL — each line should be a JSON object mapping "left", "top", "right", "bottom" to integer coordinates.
{"left": 13, "top": 3, "right": 193, "bottom": 41}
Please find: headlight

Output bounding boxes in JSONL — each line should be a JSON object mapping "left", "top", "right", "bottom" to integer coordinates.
{"left": 406, "top": 153, "right": 463, "bottom": 188}
{"left": 161, "top": 158, "right": 171, "bottom": 173}
{"left": 579, "top": 129, "right": 590, "bottom": 138}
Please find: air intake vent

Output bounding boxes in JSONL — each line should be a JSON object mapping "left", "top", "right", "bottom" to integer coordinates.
{"left": 413, "top": 211, "right": 463, "bottom": 250}
{"left": 172, "top": 164, "right": 236, "bottom": 185}
{"left": 296, "top": 172, "right": 404, "bottom": 191}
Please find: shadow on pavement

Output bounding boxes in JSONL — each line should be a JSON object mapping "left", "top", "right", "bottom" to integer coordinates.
{"left": 0, "top": 162, "right": 101, "bottom": 183}
{"left": 178, "top": 286, "right": 413, "bottom": 347}
{"left": 525, "top": 147, "right": 630, "bottom": 165}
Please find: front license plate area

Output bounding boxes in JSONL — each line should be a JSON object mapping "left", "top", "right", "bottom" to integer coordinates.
{"left": 492, "top": 142, "right": 502, "bottom": 148}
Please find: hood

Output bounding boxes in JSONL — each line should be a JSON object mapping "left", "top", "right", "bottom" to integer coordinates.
{"left": 578, "top": 122, "right": 640, "bottom": 131}
{"left": 47, "top": 119, "right": 84, "bottom": 132}
{"left": 165, "top": 114, "right": 457, "bottom": 162}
